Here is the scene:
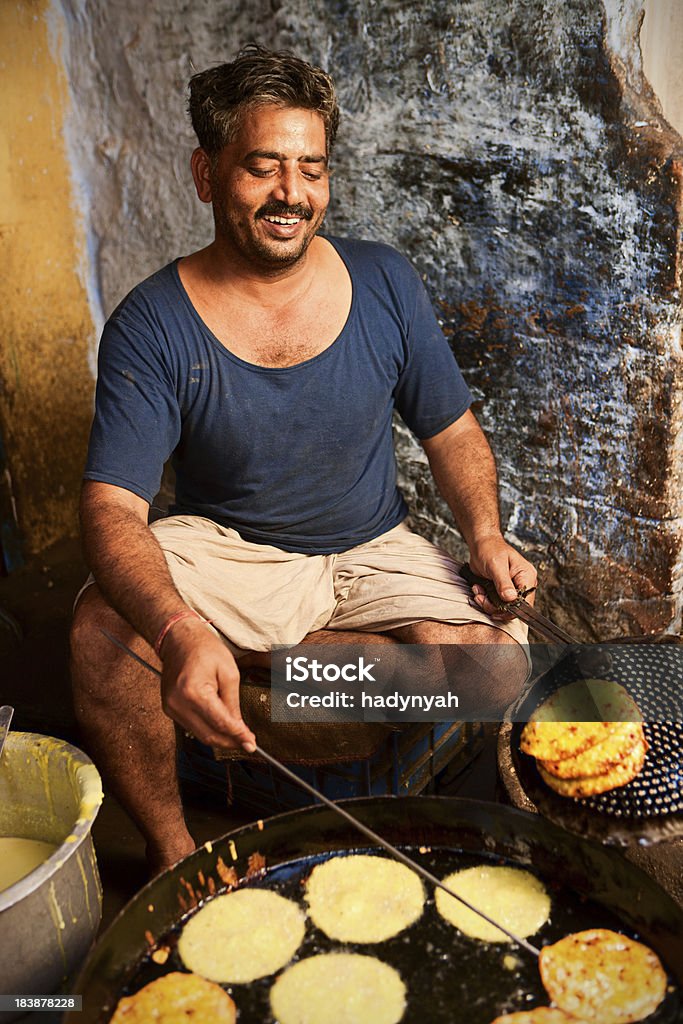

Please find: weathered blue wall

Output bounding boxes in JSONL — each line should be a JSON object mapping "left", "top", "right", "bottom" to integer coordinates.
{"left": 59, "top": 0, "right": 683, "bottom": 638}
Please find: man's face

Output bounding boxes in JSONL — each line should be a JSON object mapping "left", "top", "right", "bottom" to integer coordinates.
{"left": 203, "top": 105, "right": 330, "bottom": 270}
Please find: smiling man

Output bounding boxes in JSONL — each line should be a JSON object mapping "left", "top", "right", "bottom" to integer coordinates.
{"left": 71, "top": 45, "right": 536, "bottom": 872}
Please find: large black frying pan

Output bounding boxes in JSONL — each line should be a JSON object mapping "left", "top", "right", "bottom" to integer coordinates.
{"left": 65, "top": 797, "right": 683, "bottom": 1024}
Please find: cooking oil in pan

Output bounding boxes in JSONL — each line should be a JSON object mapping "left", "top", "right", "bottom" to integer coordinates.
{"left": 121, "top": 847, "right": 681, "bottom": 1024}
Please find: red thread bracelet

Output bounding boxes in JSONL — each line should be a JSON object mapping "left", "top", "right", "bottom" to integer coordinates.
{"left": 154, "top": 609, "right": 203, "bottom": 657}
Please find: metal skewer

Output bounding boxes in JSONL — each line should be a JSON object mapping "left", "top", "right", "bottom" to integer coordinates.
{"left": 252, "top": 741, "right": 540, "bottom": 955}
{"left": 100, "top": 627, "right": 542, "bottom": 957}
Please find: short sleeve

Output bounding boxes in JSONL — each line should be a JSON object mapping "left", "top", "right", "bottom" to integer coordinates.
{"left": 392, "top": 273, "right": 472, "bottom": 439}
{"left": 83, "top": 318, "right": 181, "bottom": 503}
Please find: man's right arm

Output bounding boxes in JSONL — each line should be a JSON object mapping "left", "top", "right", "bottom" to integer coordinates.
{"left": 80, "top": 480, "right": 256, "bottom": 752}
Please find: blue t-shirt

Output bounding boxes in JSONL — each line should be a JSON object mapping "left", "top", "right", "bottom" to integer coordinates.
{"left": 84, "top": 237, "right": 472, "bottom": 553}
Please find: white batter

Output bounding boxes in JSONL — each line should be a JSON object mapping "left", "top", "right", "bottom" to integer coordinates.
{"left": 0, "top": 837, "right": 57, "bottom": 892}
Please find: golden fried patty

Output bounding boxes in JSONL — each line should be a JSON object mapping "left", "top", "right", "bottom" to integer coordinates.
{"left": 537, "top": 737, "right": 646, "bottom": 798}
{"left": 490, "top": 1009, "right": 584, "bottom": 1023}
{"left": 521, "top": 680, "right": 641, "bottom": 764}
{"left": 538, "top": 722, "right": 644, "bottom": 780}
{"left": 109, "top": 971, "right": 236, "bottom": 1023}
{"left": 304, "top": 854, "right": 424, "bottom": 943}
{"left": 177, "top": 888, "right": 305, "bottom": 983}
{"left": 435, "top": 865, "right": 550, "bottom": 943}
{"left": 269, "top": 953, "right": 406, "bottom": 1024}
{"left": 539, "top": 929, "right": 667, "bottom": 1024}
{"left": 521, "top": 720, "right": 621, "bottom": 762}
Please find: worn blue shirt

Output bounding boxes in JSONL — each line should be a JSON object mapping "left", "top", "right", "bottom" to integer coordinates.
{"left": 84, "top": 237, "right": 472, "bottom": 553}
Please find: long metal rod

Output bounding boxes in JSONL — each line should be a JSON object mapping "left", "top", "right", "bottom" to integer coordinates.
{"left": 100, "top": 627, "right": 541, "bottom": 957}
{"left": 252, "top": 742, "right": 540, "bottom": 955}
{"left": 509, "top": 601, "right": 578, "bottom": 645}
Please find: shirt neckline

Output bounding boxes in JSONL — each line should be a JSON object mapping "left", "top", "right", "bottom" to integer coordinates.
{"left": 169, "top": 235, "right": 356, "bottom": 373}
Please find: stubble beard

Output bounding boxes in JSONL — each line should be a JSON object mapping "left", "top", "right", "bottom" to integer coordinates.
{"left": 213, "top": 201, "right": 325, "bottom": 271}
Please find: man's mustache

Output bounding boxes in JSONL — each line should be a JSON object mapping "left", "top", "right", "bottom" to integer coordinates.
{"left": 256, "top": 202, "right": 313, "bottom": 220}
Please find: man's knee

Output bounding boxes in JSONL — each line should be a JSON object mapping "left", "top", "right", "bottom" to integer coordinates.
{"left": 391, "top": 620, "right": 517, "bottom": 646}
{"left": 391, "top": 619, "right": 528, "bottom": 712}
{"left": 72, "top": 586, "right": 111, "bottom": 660}
{"left": 70, "top": 586, "right": 140, "bottom": 703}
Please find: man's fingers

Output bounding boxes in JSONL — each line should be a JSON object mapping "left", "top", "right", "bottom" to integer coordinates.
{"left": 468, "top": 543, "right": 537, "bottom": 620}
{"left": 215, "top": 665, "right": 257, "bottom": 749}
{"left": 490, "top": 564, "right": 518, "bottom": 602}
{"left": 470, "top": 595, "right": 515, "bottom": 621}
{"left": 511, "top": 565, "right": 537, "bottom": 605}
{"left": 173, "top": 701, "right": 252, "bottom": 751}
{"left": 160, "top": 636, "right": 256, "bottom": 752}
{"left": 165, "top": 679, "right": 254, "bottom": 750}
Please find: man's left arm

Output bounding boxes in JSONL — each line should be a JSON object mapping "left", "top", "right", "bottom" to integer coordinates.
{"left": 421, "top": 409, "right": 537, "bottom": 617}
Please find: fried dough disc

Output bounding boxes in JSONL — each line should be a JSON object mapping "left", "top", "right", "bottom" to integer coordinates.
{"left": 109, "top": 971, "right": 236, "bottom": 1023}
{"left": 537, "top": 737, "right": 646, "bottom": 798}
{"left": 520, "top": 721, "right": 621, "bottom": 761}
{"left": 521, "top": 681, "right": 642, "bottom": 762}
{"left": 539, "top": 929, "right": 667, "bottom": 1023}
{"left": 530, "top": 680, "right": 642, "bottom": 725}
{"left": 304, "top": 854, "right": 424, "bottom": 943}
{"left": 269, "top": 952, "right": 406, "bottom": 1024}
{"left": 539, "top": 723, "right": 644, "bottom": 779}
{"left": 490, "top": 1010, "right": 582, "bottom": 1023}
{"left": 435, "top": 865, "right": 550, "bottom": 943}
{"left": 177, "top": 889, "right": 305, "bottom": 983}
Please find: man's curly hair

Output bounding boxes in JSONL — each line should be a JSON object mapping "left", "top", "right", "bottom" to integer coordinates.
{"left": 188, "top": 44, "right": 340, "bottom": 157}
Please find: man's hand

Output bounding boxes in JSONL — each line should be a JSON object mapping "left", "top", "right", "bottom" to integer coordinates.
{"left": 158, "top": 618, "right": 256, "bottom": 752}
{"left": 468, "top": 534, "right": 537, "bottom": 620}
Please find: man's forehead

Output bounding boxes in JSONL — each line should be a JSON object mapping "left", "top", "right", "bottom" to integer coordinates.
{"left": 231, "top": 104, "right": 327, "bottom": 155}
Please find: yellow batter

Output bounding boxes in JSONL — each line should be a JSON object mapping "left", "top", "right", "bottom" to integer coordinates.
{"left": 270, "top": 952, "right": 406, "bottom": 1024}
{"left": 435, "top": 865, "right": 550, "bottom": 943}
{"left": 177, "top": 888, "right": 305, "bottom": 983}
{"left": 305, "top": 854, "right": 425, "bottom": 943}
{"left": 0, "top": 837, "right": 57, "bottom": 892}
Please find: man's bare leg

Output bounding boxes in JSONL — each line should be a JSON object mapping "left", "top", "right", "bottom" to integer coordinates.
{"left": 240, "top": 627, "right": 398, "bottom": 671}
{"left": 70, "top": 585, "right": 195, "bottom": 874}
{"left": 388, "top": 621, "right": 528, "bottom": 716}
{"left": 70, "top": 590, "right": 398, "bottom": 873}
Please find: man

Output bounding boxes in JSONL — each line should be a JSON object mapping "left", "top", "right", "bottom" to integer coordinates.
{"left": 71, "top": 45, "right": 536, "bottom": 872}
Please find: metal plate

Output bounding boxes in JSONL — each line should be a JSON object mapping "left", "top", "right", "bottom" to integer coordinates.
{"left": 66, "top": 797, "right": 683, "bottom": 1024}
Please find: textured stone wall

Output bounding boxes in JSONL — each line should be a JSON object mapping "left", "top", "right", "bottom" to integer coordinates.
{"left": 57, "top": 0, "right": 683, "bottom": 639}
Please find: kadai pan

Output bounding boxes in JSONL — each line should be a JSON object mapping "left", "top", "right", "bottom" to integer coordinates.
{"left": 66, "top": 796, "right": 683, "bottom": 1024}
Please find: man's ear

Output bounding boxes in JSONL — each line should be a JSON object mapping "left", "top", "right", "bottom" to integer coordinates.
{"left": 190, "top": 148, "right": 213, "bottom": 203}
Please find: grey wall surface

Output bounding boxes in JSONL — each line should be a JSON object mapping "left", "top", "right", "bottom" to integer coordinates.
{"left": 59, "top": 0, "right": 683, "bottom": 639}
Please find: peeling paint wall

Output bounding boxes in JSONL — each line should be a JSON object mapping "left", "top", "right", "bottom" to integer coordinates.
{"left": 22, "top": 1, "right": 683, "bottom": 638}
{"left": 0, "top": 0, "right": 95, "bottom": 555}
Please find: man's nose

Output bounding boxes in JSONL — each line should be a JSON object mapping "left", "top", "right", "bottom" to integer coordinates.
{"left": 271, "top": 165, "right": 302, "bottom": 206}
